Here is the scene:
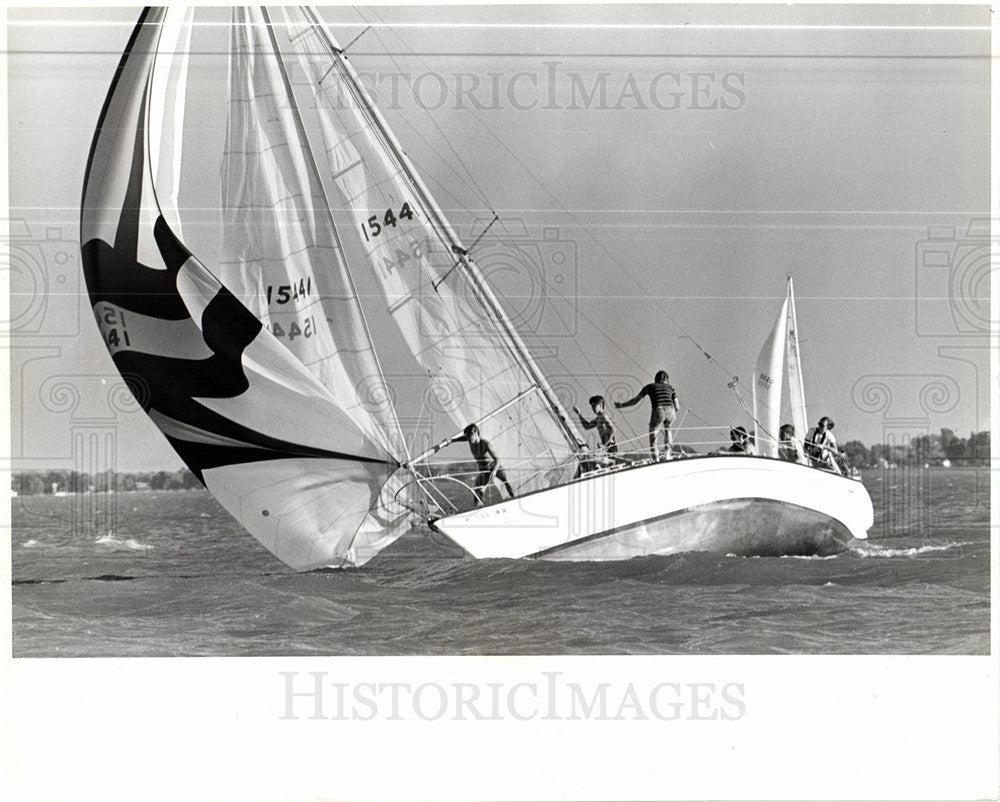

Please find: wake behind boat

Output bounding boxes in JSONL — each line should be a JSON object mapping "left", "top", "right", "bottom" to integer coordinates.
{"left": 80, "top": 6, "right": 873, "bottom": 570}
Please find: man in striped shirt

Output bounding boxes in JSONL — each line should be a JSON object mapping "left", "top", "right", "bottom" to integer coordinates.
{"left": 615, "top": 370, "right": 679, "bottom": 460}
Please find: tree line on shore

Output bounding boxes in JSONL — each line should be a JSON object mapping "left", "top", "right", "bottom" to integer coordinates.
{"left": 11, "top": 428, "right": 990, "bottom": 496}
{"left": 839, "top": 428, "right": 989, "bottom": 469}
{"left": 13, "top": 467, "right": 202, "bottom": 496}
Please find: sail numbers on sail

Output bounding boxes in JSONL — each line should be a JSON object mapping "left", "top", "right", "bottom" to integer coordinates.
{"left": 265, "top": 315, "right": 317, "bottom": 342}
{"left": 94, "top": 303, "right": 133, "bottom": 351}
{"left": 265, "top": 278, "right": 313, "bottom": 306}
{"left": 359, "top": 202, "right": 417, "bottom": 241}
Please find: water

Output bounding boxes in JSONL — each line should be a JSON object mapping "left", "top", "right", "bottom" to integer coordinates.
{"left": 11, "top": 467, "right": 990, "bottom": 655}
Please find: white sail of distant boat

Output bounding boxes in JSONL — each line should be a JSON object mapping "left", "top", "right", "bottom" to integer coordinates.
{"left": 751, "top": 277, "right": 808, "bottom": 457}
{"left": 82, "top": 7, "right": 874, "bottom": 570}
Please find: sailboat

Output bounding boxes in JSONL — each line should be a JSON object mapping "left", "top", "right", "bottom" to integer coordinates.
{"left": 81, "top": 7, "right": 873, "bottom": 570}
{"left": 435, "top": 276, "right": 873, "bottom": 559}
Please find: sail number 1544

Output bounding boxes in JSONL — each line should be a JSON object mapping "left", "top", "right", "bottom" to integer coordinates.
{"left": 360, "top": 202, "right": 415, "bottom": 241}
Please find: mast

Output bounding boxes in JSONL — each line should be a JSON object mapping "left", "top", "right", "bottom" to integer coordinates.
{"left": 298, "top": 6, "right": 585, "bottom": 453}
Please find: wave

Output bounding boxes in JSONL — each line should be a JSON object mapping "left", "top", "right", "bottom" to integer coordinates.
{"left": 779, "top": 553, "right": 841, "bottom": 561}
{"left": 94, "top": 532, "right": 153, "bottom": 551}
{"left": 86, "top": 574, "right": 137, "bottom": 582}
{"left": 849, "top": 541, "right": 973, "bottom": 558}
{"left": 20, "top": 539, "right": 42, "bottom": 548}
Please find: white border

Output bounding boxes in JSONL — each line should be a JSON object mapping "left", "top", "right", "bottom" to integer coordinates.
{"left": 2, "top": 2, "right": 998, "bottom": 800}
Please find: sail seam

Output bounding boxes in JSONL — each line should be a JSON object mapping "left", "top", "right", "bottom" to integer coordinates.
{"left": 259, "top": 5, "right": 413, "bottom": 465}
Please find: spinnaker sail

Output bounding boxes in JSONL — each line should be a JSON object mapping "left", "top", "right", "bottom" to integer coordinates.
{"left": 82, "top": 6, "right": 589, "bottom": 570}
{"left": 81, "top": 7, "right": 410, "bottom": 569}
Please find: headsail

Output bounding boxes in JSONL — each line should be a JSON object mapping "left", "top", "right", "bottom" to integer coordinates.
{"left": 80, "top": 7, "right": 410, "bottom": 570}
{"left": 751, "top": 278, "right": 808, "bottom": 456}
{"left": 267, "top": 6, "right": 584, "bottom": 493}
{"left": 220, "top": 6, "right": 405, "bottom": 458}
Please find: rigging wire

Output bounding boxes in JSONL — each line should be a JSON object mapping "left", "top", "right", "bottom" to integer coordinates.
{"left": 339, "top": 24, "right": 371, "bottom": 54}
{"left": 342, "top": 5, "right": 752, "bottom": 434}
{"left": 356, "top": 6, "right": 498, "bottom": 216}
{"left": 348, "top": 9, "right": 648, "bottom": 383}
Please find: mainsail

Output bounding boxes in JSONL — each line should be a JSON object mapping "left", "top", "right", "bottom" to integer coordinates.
{"left": 81, "top": 7, "right": 410, "bottom": 569}
{"left": 751, "top": 278, "right": 808, "bottom": 457}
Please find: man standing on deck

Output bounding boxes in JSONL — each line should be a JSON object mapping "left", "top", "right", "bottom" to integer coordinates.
{"left": 452, "top": 423, "right": 516, "bottom": 504}
{"left": 615, "top": 370, "right": 679, "bottom": 460}
{"left": 573, "top": 395, "right": 618, "bottom": 455}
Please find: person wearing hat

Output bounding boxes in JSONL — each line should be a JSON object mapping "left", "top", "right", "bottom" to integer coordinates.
{"left": 806, "top": 416, "right": 841, "bottom": 473}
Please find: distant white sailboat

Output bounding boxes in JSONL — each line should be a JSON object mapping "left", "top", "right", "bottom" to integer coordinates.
{"left": 81, "top": 7, "right": 873, "bottom": 569}
{"left": 751, "top": 276, "right": 809, "bottom": 458}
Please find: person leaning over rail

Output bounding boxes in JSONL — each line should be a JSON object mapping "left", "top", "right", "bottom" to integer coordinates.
{"left": 615, "top": 370, "right": 679, "bottom": 460}
{"left": 447, "top": 423, "right": 516, "bottom": 504}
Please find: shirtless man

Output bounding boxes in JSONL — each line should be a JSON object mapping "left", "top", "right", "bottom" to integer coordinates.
{"left": 573, "top": 395, "right": 618, "bottom": 454}
{"left": 615, "top": 370, "right": 679, "bottom": 459}
{"left": 454, "top": 423, "right": 516, "bottom": 503}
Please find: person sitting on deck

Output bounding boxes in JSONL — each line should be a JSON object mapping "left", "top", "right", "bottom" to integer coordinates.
{"left": 451, "top": 423, "right": 516, "bottom": 504}
{"left": 726, "top": 426, "right": 751, "bottom": 454}
{"left": 805, "top": 416, "right": 842, "bottom": 474}
{"left": 615, "top": 370, "right": 679, "bottom": 460}
{"left": 778, "top": 423, "right": 808, "bottom": 464}
{"left": 574, "top": 395, "right": 618, "bottom": 455}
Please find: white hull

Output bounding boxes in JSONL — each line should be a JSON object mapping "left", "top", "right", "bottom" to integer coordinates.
{"left": 430, "top": 455, "right": 873, "bottom": 560}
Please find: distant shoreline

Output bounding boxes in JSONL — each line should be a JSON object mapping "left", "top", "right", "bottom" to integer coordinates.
{"left": 11, "top": 427, "right": 990, "bottom": 496}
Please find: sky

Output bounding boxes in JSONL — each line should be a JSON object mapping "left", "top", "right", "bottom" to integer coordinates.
{"left": 5, "top": 3, "right": 992, "bottom": 472}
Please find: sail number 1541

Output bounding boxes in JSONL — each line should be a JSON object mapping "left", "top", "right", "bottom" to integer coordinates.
{"left": 360, "top": 202, "right": 415, "bottom": 241}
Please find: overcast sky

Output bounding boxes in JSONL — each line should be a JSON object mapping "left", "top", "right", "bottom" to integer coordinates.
{"left": 7, "top": 4, "right": 991, "bottom": 472}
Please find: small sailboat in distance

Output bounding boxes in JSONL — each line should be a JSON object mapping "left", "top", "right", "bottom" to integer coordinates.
{"left": 81, "top": 7, "right": 873, "bottom": 569}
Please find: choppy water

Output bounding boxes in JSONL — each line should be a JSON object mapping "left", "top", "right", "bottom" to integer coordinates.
{"left": 11, "top": 467, "right": 990, "bottom": 655}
